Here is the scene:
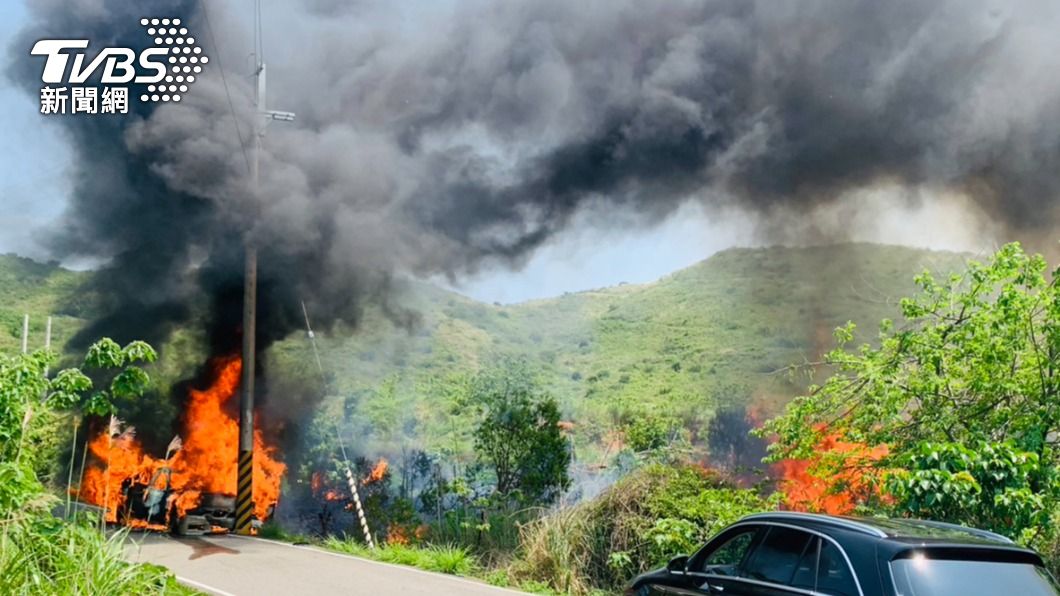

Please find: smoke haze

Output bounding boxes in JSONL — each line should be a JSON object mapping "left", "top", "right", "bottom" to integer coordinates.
{"left": 8, "top": 0, "right": 1060, "bottom": 346}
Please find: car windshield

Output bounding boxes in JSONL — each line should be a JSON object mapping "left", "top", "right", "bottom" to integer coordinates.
{"left": 891, "top": 556, "right": 1060, "bottom": 595}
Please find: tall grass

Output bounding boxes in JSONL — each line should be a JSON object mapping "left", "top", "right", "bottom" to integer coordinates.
{"left": 0, "top": 515, "right": 195, "bottom": 596}
{"left": 509, "top": 464, "right": 778, "bottom": 594}
{"left": 429, "top": 505, "right": 530, "bottom": 559}
{"left": 322, "top": 537, "right": 478, "bottom": 576}
{"left": 510, "top": 478, "right": 651, "bottom": 594}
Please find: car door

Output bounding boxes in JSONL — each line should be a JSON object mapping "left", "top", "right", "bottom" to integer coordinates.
{"left": 635, "top": 526, "right": 765, "bottom": 595}
{"left": 733, "top": 525, "right": 820, "bottom": 596}
{"left": 683, "top": 525, "right": 766, "bottom": 595}
{"left": 814, "top": 540, "right": 860, "bottom": 596}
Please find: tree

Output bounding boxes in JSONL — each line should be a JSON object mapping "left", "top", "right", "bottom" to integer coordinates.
{"left": 885, "top": 441, "right": 1048, "bottom": 535}
{"left": 0, "top": 339, "right": 156, "bottom": 504}
{"left": 467, "top": 361, "right": 571, "bottom": 504}
{"left": 0, "top": 339, "right": 188, "bottom": 595}
{"left": 1, "top": 339, "right": 155, "bottom": 462}
{"left": 761, "top": 243, "right": 1060, "bottom": 538}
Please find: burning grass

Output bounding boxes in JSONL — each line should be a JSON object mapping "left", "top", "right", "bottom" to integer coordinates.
{"left": 773, "top": 430, "right": 888, "bottom": 515}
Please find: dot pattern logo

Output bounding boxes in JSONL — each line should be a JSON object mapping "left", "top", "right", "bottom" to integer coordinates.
{"left": 138, "top": 18, "right": 208, "bottom": 103}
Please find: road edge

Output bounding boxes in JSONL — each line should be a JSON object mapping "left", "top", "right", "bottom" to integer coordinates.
{"left": 228, "top": 534, "right": 528, "bottom": 595}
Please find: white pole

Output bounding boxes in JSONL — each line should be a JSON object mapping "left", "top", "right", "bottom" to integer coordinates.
{"left": 21, "top": 314, "right": 29, "bottom": 354}
{"left": 344, "top": 466, "right": 376, "bottom": 549}
{"left": 44, "top": 316, "right": 52, "bottom": 376}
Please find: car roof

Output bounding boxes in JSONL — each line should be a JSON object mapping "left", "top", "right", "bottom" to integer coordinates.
{"left": 738, "top": 512, "right": 1017, "bottom": 546}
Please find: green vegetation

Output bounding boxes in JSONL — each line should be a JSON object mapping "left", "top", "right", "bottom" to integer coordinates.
{"left": 509, "top": 464, "right": 777, "bottom": 594}
{"left": 0, "top": 244, "right": 968, "bottom": 465}
{"left": 467, "top": 362, "right": 571, "bottom": 503}
{"left": 290, "top": 366, "right": 777, "bottom": 595}
{"left": 271, "top": 244, "right": 967, "bottom": 475}
{"left": 763, "top": 242, "right": 1060, "bottom": 574}
{"left": 0, "top": 341, "right": 191, "bottom": 595}
{"left": 887, "top": 441, "right": 1047, "bottom": 534}
{"left": 292, "top": 462, "right": 778, "bottom": 596}
{"left": 0, "top": 521, "right": 195, "bottom": 596}
{"left": 2, "top": 243, "right": 982, "bottom": 594}
{"left": 322, "top": 538, "right": 478, "bottom": 576}
{"left": 0, "top": 253, "right": 87, "bottom": 355}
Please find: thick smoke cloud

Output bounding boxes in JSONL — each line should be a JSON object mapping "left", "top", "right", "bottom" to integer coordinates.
{"left": 9, "top": 0, "right": 1060, "bottom": 349}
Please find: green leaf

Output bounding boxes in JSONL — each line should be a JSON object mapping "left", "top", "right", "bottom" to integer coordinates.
{"left": 121, "top": 341, "right": 158, "bottom": 364}
{"left": 109, "top": 367, "right": 150, "bottom": 399}
{"left": 84, "top": 338, "right": 125, "bottom": 369}
{"left": 46, "top": 368, "right": 92, "bottom": 409}
{"left": 83, "top": 391, "right": 115, "bottom": 416}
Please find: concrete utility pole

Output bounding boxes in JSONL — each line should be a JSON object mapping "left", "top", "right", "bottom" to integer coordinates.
{"left": 235, "top": 48, "right": 296, "bottom": 535}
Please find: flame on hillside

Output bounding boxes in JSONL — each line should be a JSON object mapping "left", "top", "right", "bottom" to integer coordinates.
{"left": 774, "top": 431, "right": 887, "bottom": 515}
{"left": 365, "top": 458, "right": 388, "bottom": 484}
{"left": 78, "top": 356, "right": 286, "bottom": 525}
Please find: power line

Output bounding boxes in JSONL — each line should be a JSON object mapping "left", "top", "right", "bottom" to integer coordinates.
{"left": 300, "top": 298, "right": 376, "bottom": 549}
{"left": 198, "top": 0, "right": 252, "bottom": 176}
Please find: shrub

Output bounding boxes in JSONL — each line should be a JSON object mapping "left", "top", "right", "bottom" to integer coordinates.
{"left": 623, "top": 416, "right": 672, "bottom": 453}
{"left": 763, "top": 245, "right": 1060, "bottom": 542}
{"left": 886, "top": 441, "right": 1051, "bottom": 538}
{"left": 509, "top": 464, "right": 778, "bottom": 594}
{"left": 1029, "top": 510, "right": 1060, "bottom": 580}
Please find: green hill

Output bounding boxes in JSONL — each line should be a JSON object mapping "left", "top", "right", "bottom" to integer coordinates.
{"left": 0, "top": 253, "right": 89, "bottom": 353}
{"left": 0, "top": 244, "right": 969, "bottom": 462}
{"left": 267, "top": 243, "right": 968, "bottom": 462}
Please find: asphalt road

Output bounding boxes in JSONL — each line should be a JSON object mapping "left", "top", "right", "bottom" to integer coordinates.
{"left": 125, "top": 533, "right": 526, "bottom": 596}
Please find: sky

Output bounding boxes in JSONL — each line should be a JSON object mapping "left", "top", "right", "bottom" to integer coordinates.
{"left": 0, "top": 2, "right": 1004, "bottom": 305}
{"left": 445, "top": 203, "right": 757, "bottom": 303}
{"left": 0, "top": 2, "right": 72, "bottom": 263}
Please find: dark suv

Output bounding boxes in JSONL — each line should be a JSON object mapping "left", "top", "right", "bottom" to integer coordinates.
{"left": 626, "top": 512, "right": 1059, "bottom": 595}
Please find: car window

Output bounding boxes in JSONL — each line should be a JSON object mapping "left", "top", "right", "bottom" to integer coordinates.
{"left": 790, "top": 536, "right": 820, "bottom": 590}
{"left": 742, "top": 526, "right": 815, "bottom": 585}
{"left": 891, "top": 557, "right": 1060, "bottom": 596}
{"left": 695, "top": 528, "right": 759, "bottom": 575}
{"left": 817, "top": 540, "right": 858, "bottom": 595}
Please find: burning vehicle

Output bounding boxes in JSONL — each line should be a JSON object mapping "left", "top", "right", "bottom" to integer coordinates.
{"left": 120, "top": 470, "right": 246, "bottom": 535}
{"left": 76, "top": 356, "right": 286, "bottom": 535}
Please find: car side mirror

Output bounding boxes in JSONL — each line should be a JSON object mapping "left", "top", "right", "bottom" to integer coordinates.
{"left": 667, "top": 555, "right": 689, "bottom": 574}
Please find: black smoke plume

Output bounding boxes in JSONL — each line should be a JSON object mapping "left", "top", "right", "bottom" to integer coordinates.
{"left": 9, "top": 0, "right": 1060, "bottom": 353}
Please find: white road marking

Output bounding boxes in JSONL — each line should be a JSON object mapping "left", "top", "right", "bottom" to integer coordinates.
{"left": 175, "top": 575, "right": 239, "bottom": 596}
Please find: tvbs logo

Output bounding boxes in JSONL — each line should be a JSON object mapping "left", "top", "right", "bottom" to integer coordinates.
{"left": 31, "top": 17, "right": 208, "bottom": 115}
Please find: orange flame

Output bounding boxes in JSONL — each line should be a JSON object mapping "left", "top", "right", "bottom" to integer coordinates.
{"left": 386, "top": 523, "right": 430, "bottom": 546}
{"left": 79, "top": 356, "right": 286, "bottom": 524}
{"left": 775, "top": 431, "right": 887, "bottom": 515}
{"left": 415, "top": 524, "right": 429, "bottom": 541}
{"left": 310, "top": 471, "right": 350, "bottom": 502}
{"left": 387, "top": 523, "right": 409, "bottom": 545}
{"left": 365, "top": 458, "right": 388, "bottom": 484}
